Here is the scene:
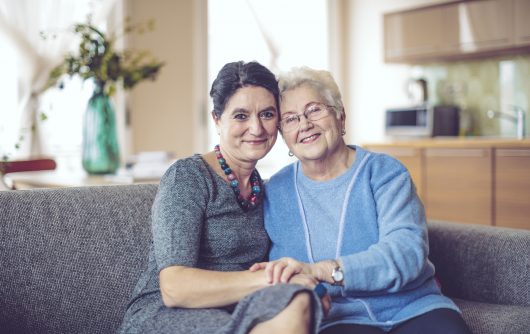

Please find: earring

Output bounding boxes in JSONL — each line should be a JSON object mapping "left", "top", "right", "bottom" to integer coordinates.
{"left": 341, "top": 129, "right": 346, "bottom": 136}
{"left": 288, "top": 151, "right": 294, "bottom": 157}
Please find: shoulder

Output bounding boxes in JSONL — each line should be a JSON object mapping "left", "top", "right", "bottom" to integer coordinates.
{"left": 355, "top": 146, "right": 408, "bottom": 175}
{"left": 266, "top": 162, "right": 296, "bottom": 190}
{"left": 159, "top": 155, "right": 212, "bottom": 190}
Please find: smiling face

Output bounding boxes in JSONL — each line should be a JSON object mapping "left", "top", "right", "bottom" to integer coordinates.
{"left": 214, "top": 85, "right": 279, "bottom": 164}
{"left": 280, "top": 83, "right": 345, "bottom": 163}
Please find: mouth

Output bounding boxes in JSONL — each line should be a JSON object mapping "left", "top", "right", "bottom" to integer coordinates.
{"left": 244, "top": 139, "right": 268, "bottom": 145}
{"left": 299, "top": 133, "right": 320, "bottom": 144}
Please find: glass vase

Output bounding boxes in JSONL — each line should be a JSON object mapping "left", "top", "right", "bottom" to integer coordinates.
{"left": 82, "top": 84, "right": 120, "bottom": 174}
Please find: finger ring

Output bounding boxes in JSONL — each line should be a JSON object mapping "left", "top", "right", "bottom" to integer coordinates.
{"left": 313, "top": 283, "right": 327, "bottom": 298}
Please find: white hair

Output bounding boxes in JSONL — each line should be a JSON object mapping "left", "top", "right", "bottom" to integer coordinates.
{"left": 278, "top": 66, "right": 344, "bottom": 118}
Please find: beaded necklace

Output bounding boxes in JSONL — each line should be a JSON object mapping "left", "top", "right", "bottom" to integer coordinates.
{"left": 214, "top": 144, "right": 262, "bottom": 211}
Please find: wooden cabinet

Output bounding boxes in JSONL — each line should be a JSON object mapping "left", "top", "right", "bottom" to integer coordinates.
{"left": 424, "top": 148, "right": 493, "bottom": 225}
{"left": 384, "top": 7, "right": 446, "bottom": 62}
{"left": 495, "top": 148, "right": 530, "bottom": 229}
{"left": 364, "top": 146, "right": 424, "bottom": 198}
{"left": 384, "top": 0, "right": 528, "bottom": 63}
{"left": 515, "top": 0, "right": 530, "bottom": 45}
{"left": 444, "top": 0, "right": 514, "bottom": 53}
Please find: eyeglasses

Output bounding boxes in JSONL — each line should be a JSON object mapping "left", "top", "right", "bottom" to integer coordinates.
{"left": 279, "top": 103, "right": 335, "bottom": 132}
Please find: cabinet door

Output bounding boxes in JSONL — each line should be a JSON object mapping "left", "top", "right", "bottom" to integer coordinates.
{"left": 424, "top": 148, "right": 492, "bottom": 225}
{"left": 515, "top": 0, "right": 530, "bottom": 45}
{"left": 365, "top": 146, "right": 424, "bottom": 198}
{"left": 444, "top": 0, "right": 514, "bottom": 53}
{"left": 384, "top": 7, "right": 445, "bottom": 62}
{"left": 495, "top": 149, "right": 530, "bottom": 230}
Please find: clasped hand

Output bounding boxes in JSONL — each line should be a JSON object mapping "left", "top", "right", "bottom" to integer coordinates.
{"left": 250, "top": 257, "right": 331, "bottom": 316}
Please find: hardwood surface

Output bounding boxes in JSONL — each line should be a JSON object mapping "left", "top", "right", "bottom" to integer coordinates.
{"left": 424, "top": 148, "right": 493, "bottom": 226}
{"left": 495, "top": 148, "right": 530, "bottom": 229}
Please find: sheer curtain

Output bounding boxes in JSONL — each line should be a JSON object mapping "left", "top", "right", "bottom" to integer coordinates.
{"left": 0, "top": 0, "right": 115, "bottom": 160}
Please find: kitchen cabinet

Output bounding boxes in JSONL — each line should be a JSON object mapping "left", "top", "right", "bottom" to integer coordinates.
{"left": 495, "top": 148, "right": 530, "bottom": 229}
{"left": 444, "top": 0, "right": 514, "bottom": 53}
{"left": 384, "top": 0, "right": 528, "bottom": 63}
{"left": 384, "top": 6, "right": 446, "bottom": 62}
{"left": 424, "top": 148, "right": 493, "bottom": 226}
{"left": 515, "top": 0, "right": 530, "bottom": 45}
{"left": 364, "top": 146, "right": 424, "bottom": 198}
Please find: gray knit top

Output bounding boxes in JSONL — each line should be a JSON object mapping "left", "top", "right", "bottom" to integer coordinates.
{"left": 127, "top": 155, "right": 270, "bottom": 306}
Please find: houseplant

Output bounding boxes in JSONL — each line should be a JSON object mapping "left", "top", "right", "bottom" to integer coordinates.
{"left": 45, "top": 19, "right": 164, "bottom": 174}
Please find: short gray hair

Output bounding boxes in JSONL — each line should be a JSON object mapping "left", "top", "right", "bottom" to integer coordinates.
{"left": 278, "top": 66, "right": 344, "bottom": 118}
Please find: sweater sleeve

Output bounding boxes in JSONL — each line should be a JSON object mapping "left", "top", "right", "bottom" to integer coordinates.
{"left": 339, "top": 156, "right": 430, "bottom": 295}
{"left": 151, "top": 158, "right": 209, "bottom": 272}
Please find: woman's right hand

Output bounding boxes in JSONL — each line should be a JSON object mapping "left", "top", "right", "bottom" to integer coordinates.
{"left": 250, "top": 257, "right": 313, "bottom": 284}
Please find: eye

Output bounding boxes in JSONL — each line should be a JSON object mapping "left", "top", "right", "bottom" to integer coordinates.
{"left": 259, "top": 110, "right": 276, "bottom": 120}
{"left": 306, "top": 105, "right": 323, "bottom": 116}
{"left": 283, "top": 115, "right": 299, "bottom": 124}
{"left": 234, "top": 113, "right": 248, "bottom": 120}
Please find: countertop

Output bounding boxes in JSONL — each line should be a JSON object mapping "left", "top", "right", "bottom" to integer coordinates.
{"left": 363, "top": 137, "right": 530, "bottom": 149}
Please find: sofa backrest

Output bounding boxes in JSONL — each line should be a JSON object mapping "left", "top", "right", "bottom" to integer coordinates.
{"left": 0, "top": 184, "right": 158, "bottom": 334}
{"left": 428, "top": 220, "right": 530, "bottom": 306}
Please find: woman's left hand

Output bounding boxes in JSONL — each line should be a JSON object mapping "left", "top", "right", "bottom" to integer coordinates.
{"left": 249, "top": 257, "right": 313, "bottom": 284}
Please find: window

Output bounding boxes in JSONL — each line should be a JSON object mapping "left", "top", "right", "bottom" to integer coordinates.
{"left": 0, "top": 34, "right": 19, "bottom": 159}
{"left": 208, "top": 0, "right": 329, "bottom": 178}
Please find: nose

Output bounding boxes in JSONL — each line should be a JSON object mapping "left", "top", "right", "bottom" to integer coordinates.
{"left": 298, "top": 115, "right": 313, "bottom": 132}
{"left": 249, "top": 115, "right": 265, "bottom": 136}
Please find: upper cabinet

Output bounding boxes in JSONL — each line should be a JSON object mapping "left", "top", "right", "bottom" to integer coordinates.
{"left": 384, "top": 0, "right": 530, "bottom": 63}
{"left": 515, "top": 0, "right": 530, "bottom": 45}
{"left": 384, "top": 6, "right": 446, "bottom": 61}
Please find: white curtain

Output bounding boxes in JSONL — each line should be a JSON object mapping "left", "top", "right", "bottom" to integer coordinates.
{"left": 0, "top": 0, "right": 115, "bottom": 159}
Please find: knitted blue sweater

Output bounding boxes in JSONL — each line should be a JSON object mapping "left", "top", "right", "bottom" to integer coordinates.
{"left": 264, "top": 146, "right": 458, "bottom": 330}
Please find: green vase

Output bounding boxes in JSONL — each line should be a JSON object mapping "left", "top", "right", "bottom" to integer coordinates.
{"left": 82, "top": 83, "right": 120, "bottom": 174}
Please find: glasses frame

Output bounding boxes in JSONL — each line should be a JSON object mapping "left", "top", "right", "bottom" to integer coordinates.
{"left": 279, "top": 103, "right": 336, "bottom": 132}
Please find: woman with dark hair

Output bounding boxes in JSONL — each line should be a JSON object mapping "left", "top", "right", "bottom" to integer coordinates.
{"left": 118, "top": 61, "right": 325, "bottom": 334}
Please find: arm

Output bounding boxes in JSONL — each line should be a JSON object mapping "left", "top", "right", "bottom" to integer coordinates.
{"left": 337, "top": 165, "right": 429, "bottom": 294}
{"left": 152, "top": 160, "right": 268, "bottom": 308}
{"left": 160, "top": 266, "right": 269, "bottom": 308}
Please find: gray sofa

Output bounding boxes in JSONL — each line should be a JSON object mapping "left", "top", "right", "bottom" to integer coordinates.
{"left": 0, "top": 185, "right": 529, "bottom": 334}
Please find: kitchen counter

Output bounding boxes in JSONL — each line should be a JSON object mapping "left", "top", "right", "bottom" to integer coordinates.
{"left": 363, "top": 137, "right": 530, "bottom": 149}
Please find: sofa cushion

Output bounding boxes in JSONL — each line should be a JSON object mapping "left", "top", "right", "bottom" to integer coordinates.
{"left": 428, "top": 221, "right": 530, "bottom": 307}
{"left": 0, "top": 185, "right": 158, "bottom": 334}
{"left": 454, "top": 298, "right": 530, "bottom": 334}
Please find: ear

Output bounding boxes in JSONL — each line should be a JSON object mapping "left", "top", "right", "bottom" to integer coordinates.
{"left": 211, "top": 111, "right": 221, "bottom": 134}
{"left": 339, "top": 107, "right": 346, "bottom": 128}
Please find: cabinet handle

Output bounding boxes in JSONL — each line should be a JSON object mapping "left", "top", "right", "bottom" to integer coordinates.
{"left": 425, "top": 148, "right": 486, "bottom": 157}
{"left": 496, "top": 149, "right": 530, "bottom": 157}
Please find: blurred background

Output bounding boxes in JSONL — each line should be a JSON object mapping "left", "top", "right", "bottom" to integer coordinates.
{"left": 1, "top": 0, "right": 529, "bottom": 179}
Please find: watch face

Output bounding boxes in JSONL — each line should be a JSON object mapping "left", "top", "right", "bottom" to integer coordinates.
{"left": 332, "top": 268, "right": 344, "bottom": 282}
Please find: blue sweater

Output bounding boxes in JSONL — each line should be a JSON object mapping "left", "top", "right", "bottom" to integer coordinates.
{"left": 264, "top": 146, "right": 458, "bottom": 330}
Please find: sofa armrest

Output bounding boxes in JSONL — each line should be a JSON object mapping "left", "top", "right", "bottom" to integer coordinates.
{"left": 427, "top": 221, "right": 530, "bottom": 306}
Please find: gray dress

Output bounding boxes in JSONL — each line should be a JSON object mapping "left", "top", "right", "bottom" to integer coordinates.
{"left": 118, "top": 155, "right": 322, "bottom": 334}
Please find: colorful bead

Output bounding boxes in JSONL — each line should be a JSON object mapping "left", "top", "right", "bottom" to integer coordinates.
{"left": 214, "top": 144, "right": 262, "bottom": 212}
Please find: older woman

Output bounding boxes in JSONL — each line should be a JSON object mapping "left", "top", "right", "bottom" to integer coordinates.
{"left": 118, "top": 61, "right": 324, "bottom": 334}
{"left": 256, "top": 67, "right": 471, "bottom": 334}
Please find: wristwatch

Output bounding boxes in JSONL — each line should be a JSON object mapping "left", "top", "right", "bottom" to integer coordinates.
{"left": 331, "top": 262, "right": 344, "bottom": 286}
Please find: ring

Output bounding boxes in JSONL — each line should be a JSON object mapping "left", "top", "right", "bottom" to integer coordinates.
{"left": 313, "top": 283, "right": 327, "bottom": 298}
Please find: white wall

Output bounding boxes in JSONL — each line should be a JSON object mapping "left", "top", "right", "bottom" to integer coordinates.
{"left": 345, "top": 0, "right": 453, "bottom": 145}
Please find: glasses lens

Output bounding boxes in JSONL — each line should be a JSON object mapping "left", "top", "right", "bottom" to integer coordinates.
{"left": 281, "top": 115, "right": 299, "bottom": 132}
{"left": 306, "top": 104, "right": 330, "bottom": 121}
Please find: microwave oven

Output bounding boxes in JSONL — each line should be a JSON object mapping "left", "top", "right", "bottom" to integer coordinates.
{"left": 385, "top": 104, "right": 460, "bottom": 137}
